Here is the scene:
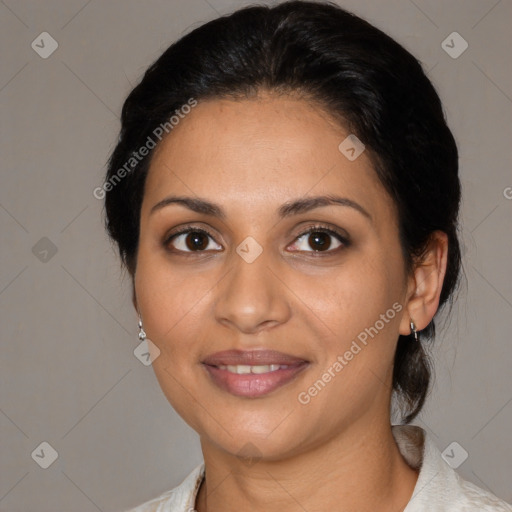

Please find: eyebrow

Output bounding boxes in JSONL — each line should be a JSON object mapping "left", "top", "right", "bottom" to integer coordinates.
{"left": 150, "top": 194, "right": 372, "bottom": 221}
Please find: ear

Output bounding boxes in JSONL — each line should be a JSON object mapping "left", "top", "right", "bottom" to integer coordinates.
{"left": 399, "top": 231, "right": 449, "bottom": 336}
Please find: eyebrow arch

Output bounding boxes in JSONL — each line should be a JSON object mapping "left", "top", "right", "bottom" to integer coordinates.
{"left": 150, "top": 196, "right": 226, "bottom": 219}
{"left": 150, "top": 194, "right": 372, "bottom": 222}
{"left": 278, "top": 195, "right": 371, "bottom": 221}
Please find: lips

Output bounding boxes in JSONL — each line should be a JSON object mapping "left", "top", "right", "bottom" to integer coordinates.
{"left": 202, "top": 349, "right": 309, "bottom": 398}
{"left": 202, "top": 349, "right": 307, "bottom": 366}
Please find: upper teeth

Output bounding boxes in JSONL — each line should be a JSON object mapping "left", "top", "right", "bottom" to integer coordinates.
{"left": 217, "top": 364, "right": 288, "bottom": 374}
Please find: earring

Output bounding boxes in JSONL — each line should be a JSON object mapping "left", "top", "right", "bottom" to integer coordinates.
{"left": 409, "top": 320, "right": 419, "bottom": 342}
{"left": 138, "top": 316, "right": 146, "bottom": 342}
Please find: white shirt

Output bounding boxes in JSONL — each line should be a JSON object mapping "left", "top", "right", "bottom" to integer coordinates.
{"left": 126, "top": 425, "right": 511, "bottom": 511}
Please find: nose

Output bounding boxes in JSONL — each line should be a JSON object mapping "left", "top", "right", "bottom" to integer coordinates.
{"left": 214, "top": 247, "right": 292, "bottom": 334}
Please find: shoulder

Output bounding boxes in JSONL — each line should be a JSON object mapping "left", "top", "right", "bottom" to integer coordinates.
{"left": 124, "top": 463, "right": 205, "bottom": 512}
{"left": 392, "top": 425, "right": 512, "bottom": 512}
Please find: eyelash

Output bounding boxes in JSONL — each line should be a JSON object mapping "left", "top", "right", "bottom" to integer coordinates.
{"left": 163, "top": 224, "right": 350, "bottom": 255}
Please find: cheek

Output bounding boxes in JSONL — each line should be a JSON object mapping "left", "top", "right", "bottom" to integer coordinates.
{"left": 136, "top": 246, "right": 209, "bottom": 319}
{"left": 296, "top": 270, "right": 403, "bottom": 416}
{"left": 134, "top": 254, "right": 219, "bottom": 367}
{"left": 293, "top": 256, "right": 405, "bottom": 401}
{"left": 291, "top": 256, "right": 402, "bottom": 337}
{"left": 134, "top": 256, "right": 212, "bottom": 428}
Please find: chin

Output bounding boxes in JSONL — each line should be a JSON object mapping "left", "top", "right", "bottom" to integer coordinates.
{"left": 196, "top": 412, "right": 311, "bottom": 462}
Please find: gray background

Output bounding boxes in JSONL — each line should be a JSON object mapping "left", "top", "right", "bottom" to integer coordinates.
{"left": 1, "top": 0, "right": 511, "bottom": 510}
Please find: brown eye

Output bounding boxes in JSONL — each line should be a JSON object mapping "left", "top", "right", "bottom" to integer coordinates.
{"left": 185, "top": 231, "right": 209, "bottom": 251}
{"left": 307, "top": 231, "right": 332, "bottom": 251}
{"left": 166, "top": 228, "right": 222, "bottom": 253}
{"left": 288, "top": 226, "right": 348, "bottom": 253}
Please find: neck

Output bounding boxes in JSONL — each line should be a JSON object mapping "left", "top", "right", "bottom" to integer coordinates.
{"left": 195, "top": 419, "right": 419, "bottom": 512}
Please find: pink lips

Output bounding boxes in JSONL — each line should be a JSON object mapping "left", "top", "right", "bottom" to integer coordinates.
{"left": 202, "top": 349, "right": 309, "bottom": 398}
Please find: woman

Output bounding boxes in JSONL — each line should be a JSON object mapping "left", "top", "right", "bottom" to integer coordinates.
{"left": 103, "top": 2, "right": 511, "bottom": 511}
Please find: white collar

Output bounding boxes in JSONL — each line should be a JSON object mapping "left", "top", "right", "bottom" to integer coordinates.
{"left": 127, "top": 425, "right": 511, "bottom": 511}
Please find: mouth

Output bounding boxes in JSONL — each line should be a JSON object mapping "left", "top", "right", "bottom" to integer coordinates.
{"left": 201, "top": 350, "right": 309, "bottom": 398}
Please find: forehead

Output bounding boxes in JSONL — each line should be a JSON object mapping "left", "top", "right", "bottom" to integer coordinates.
{"left": 142, "top": 92, "right": 394, "bottom": 223}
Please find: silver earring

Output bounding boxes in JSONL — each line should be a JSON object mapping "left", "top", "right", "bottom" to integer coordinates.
{"left": 410, "top": 320, "right": 419, "bottom": 342}
{"left": 138, "top": 316, "right": 146, "bottom": 341}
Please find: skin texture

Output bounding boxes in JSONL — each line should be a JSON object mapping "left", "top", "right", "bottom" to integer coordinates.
{"left": 133, "top": 90, "right": 448, "bottom": 512}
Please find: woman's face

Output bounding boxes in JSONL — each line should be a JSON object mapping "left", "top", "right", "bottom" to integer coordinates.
{"left": 135, "top": 92, "right": 413, "bottom": 460}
